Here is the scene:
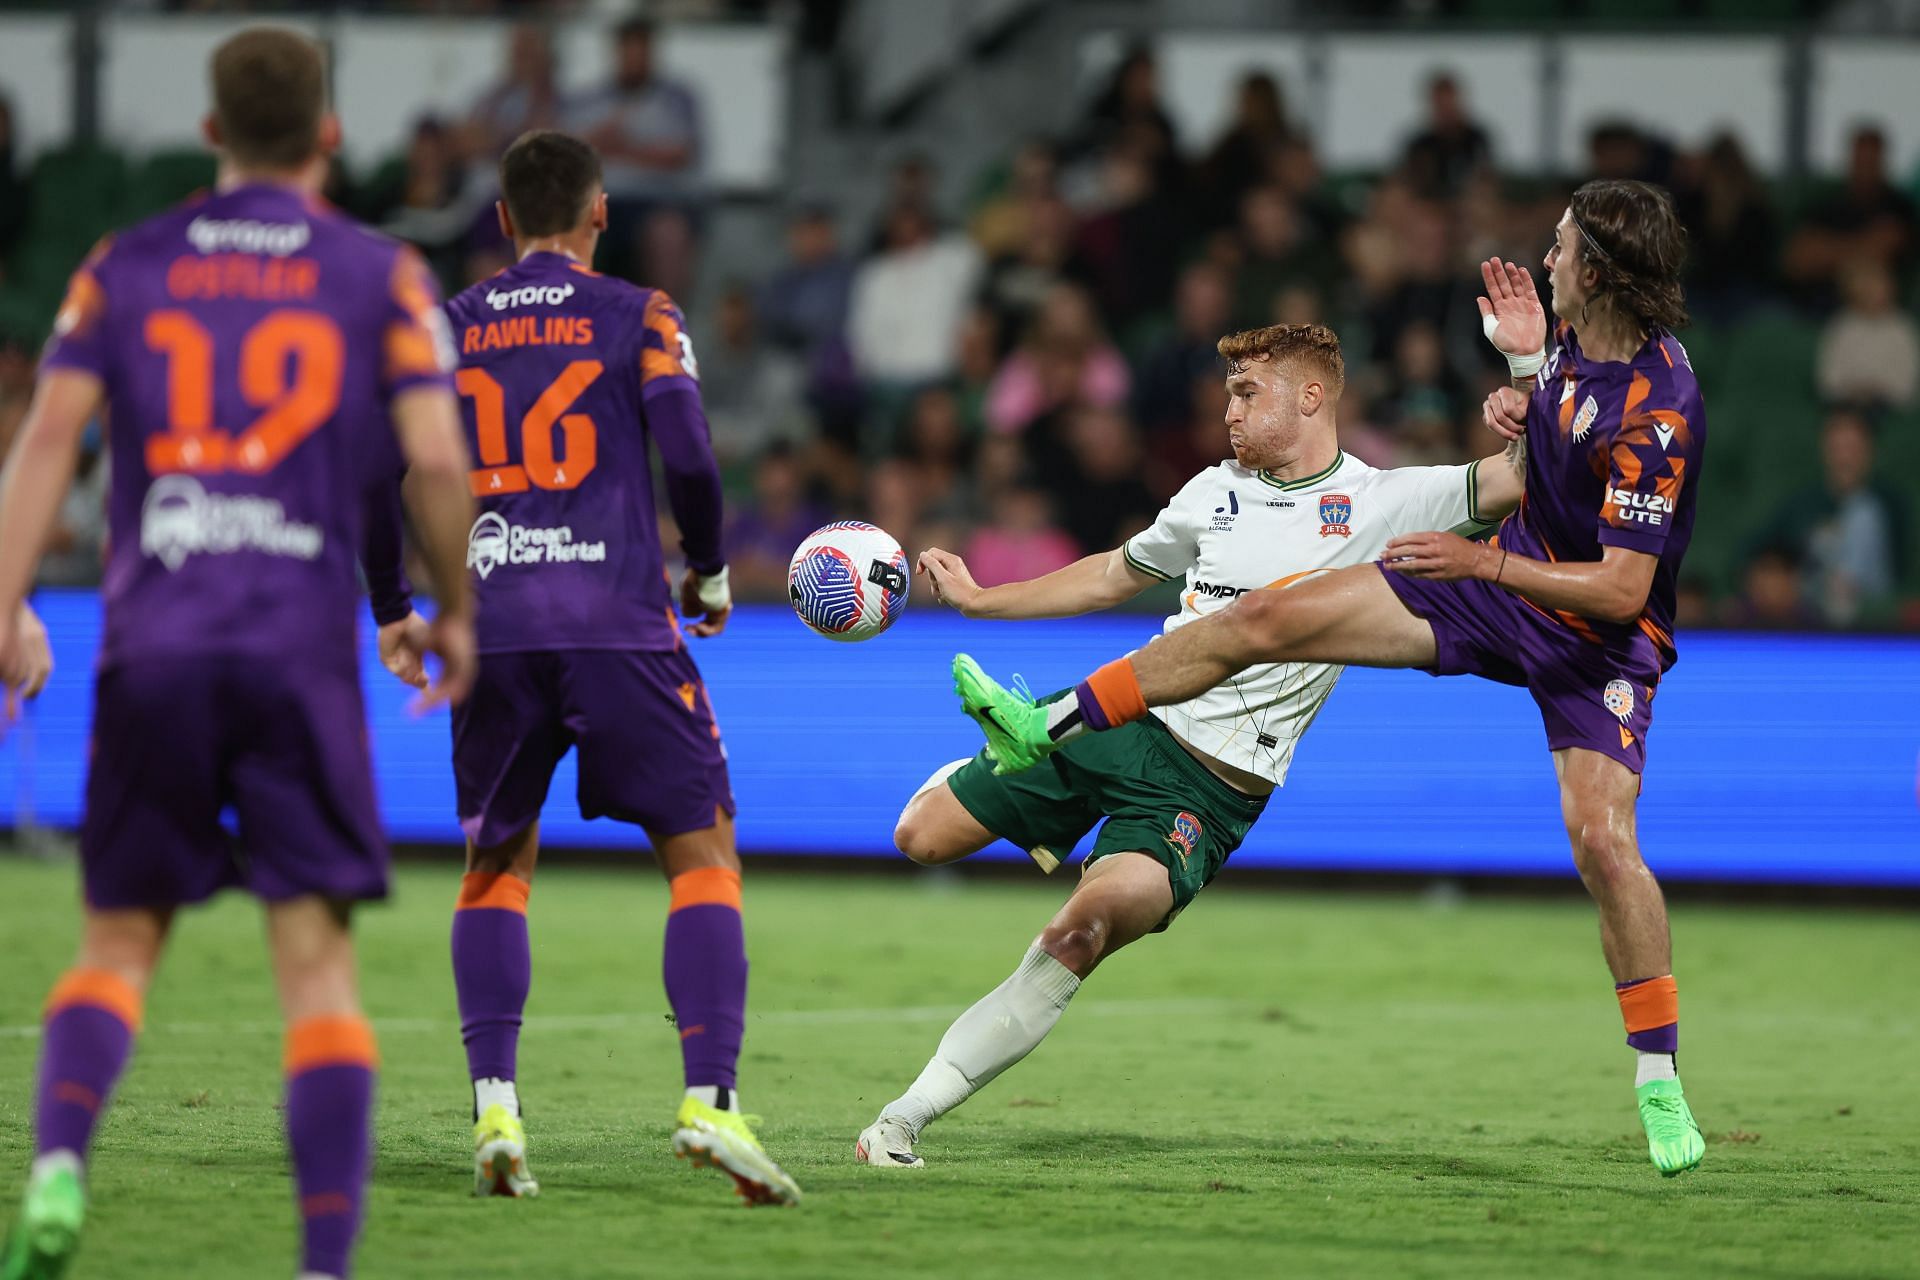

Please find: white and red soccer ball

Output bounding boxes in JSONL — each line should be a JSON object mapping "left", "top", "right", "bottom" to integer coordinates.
{"left": 788, "top": 521, "right": 909, "bottom": 641}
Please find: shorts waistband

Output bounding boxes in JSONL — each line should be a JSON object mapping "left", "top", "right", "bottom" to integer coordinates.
{"left": 1141, "top": 715, "right": 1268, "bottom": 816}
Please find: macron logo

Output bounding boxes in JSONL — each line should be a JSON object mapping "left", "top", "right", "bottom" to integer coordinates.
{"left": 486, "top": 283, "right": 575, "bottom": 310}
{"left": 186, "top": 217, "right": 310, "bottom": 257}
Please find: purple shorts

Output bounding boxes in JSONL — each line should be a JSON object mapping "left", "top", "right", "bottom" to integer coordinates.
{"left": 1380, "top": 566, "right": 1661, "bottom": 774}
{"left": 80, "top": 657, "right": 387, "bottom": 909}
{"left": 452, "top": 648, "right": 736, "bottom": 848}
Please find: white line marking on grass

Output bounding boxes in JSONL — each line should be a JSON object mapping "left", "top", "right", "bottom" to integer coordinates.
{"left": 0, "top": 997, "right": 1256, "bottom": 1042}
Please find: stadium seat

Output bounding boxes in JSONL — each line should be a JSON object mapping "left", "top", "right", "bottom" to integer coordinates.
{"left": 127, "top": 149, "right": 218, "bottom": 220}
{"left": 17, "top": 144, "right": 129, "bottom": 298}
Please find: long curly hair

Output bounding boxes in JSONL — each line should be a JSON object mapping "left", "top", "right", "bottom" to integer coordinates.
{"left": 1568, "top": 179, "right": 1690, "bottom": 332}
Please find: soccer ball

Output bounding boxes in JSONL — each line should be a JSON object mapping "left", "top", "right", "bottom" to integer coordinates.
{"left": 788, "top": 521, "right": 910, "bottom": 641}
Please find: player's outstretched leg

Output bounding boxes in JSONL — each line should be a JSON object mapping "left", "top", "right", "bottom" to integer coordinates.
{"left": 856, "top": 852, "right": 1170, "bottom": 1168}
{"left": 3, "top": 911, "right": 162, "bottom": 1280}
{"left": 451, "top": 828, "right": 539, "bottom": 1198}
{"left": 657, "top": 817, "right": 800, "bottom": 1206}
{"left": 1557, "top": 749, "right": 1704, "bottom": 1177}
{"left": 271, "top": 899, "right": 378, "bottom": 1280}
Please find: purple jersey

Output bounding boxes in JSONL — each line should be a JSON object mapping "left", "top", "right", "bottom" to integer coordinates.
{"left": 40, "top": 183, "right": 454, "bottom": 672}
{"left": 1495, "top": 321, "right": 1706, "bottom": 667}
{"left": 444, "top": 252, "right": 723, "bottom": 654}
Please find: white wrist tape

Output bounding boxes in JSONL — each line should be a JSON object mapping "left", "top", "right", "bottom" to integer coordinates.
{"left": 695, "top": 566, "right": 731, "bottom": 612}
{"left": 1483, "top": 312, "right": 1546, "bottom": 380}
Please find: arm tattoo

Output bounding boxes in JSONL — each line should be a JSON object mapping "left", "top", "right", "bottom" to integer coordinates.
{"left": 1504, "top": 431, "right": 1527, "bottom": 479}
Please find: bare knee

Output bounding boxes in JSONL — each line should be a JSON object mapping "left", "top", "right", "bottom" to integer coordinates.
{"left": 894, "top": 802, "right": 946, "bottom": 866}
{"left": 1567, "top": 814, "right": 1644, "bottom": 893}
{"left": 1037, "top": 917, "right": 1110, "bottom": 978}
{"left": 1230, "top": 589, "right": 1318, "bottom": 661}
{"left": 893, "top": 790, "right": 978, "bottom": 866}
{"left": 468, "top": 823, "right": 540, "bottom": 880}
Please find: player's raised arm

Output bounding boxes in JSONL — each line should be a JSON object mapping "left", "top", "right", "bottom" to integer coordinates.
{"left": 1478, "top": 256, "right": 1548, "bottom": 392}
{"left": 920, "top": 544, "right": 1160, "bottom": 620}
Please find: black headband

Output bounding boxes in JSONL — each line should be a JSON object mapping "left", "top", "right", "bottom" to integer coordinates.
{"left": 1569, "top": 208, "right": 1615, "bottom": 266}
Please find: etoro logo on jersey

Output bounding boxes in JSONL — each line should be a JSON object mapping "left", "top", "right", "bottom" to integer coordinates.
{"left": 465, "top": 511, "right": 606, "bottom": 579}
{"left": 1318, "top": 493, "right": 1352, "bottom": 537}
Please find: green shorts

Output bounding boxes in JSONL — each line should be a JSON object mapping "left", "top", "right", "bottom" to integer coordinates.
{"left": 946, "top": 715, "right": 1268, "bottom": 929}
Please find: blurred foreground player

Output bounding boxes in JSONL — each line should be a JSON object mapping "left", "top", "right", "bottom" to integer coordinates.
{"left": 960, "top": 180, "right": 1710, "bottom": 1177}
{"left": 0, "top": 28, "right": 476, "bottom": 1280}
{"left": 373, "top": 130, "right": 798, "bottom": 1206}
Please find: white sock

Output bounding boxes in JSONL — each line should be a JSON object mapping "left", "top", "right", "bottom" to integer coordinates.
{"left": 685, "top": 1084, "right": 739, "bottom": 1112}
{"left": 473, "top": 1076, "right": 519, "bottom": 1117}
{"left": 1634, "top": 1052, "right": 1677, "bottom": 1086}
{"left": 882, "top": 946, "right": 1081, "bottom": 1137}
{"left": 1044, "top": 693, "right": 1089, "bottom": 742}
{"left": 29, "top": 1149, "right": 83, "bottom": 1185}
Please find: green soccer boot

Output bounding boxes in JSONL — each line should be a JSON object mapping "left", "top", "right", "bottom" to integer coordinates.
{"left": 952, "top": 654, "right": 1058, "bottom": 775}
{"left": 1, "top": 1157, "right": 85, "bottom": 1280}
{"left": 1636, "top": 1077, "right": 1706, "bottom": 1176}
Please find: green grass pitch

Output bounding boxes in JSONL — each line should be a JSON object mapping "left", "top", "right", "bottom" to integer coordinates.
{"left": 1, "top": 857, "right": 1916, "bottom": 1278}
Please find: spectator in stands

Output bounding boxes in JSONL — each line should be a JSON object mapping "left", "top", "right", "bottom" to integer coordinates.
{"left": 1198, "top": 72, "right": 1296, "bottom": 232}
{"left": 848, "top": 202, "right": 982, "bottom": 390}
{"left": 1818, "top": 259, "right": 1919, "bottom": 408}
{"left": 1135, "top": 261, "right": 1230, "bottom": 435}
{"left": 952, "top": 304, "right": 1002, "bottom": 435}
{"left": 985, "top": 281, "right": 1129, "bottom": 437}
{"left": 365, "top": 116, "right": 483, "bottom": 288}
{"left": 0, "top": 95, "right": 25, "bottom": 283}
{"left": 1786, "top": 124, "right": 1919, "bottom": 306}
{"left": 978, "top": 189, "right": 1084, "bottom": 343}
{"left": 1232, "top": 185, "right": 1332, "bottom": 330}
{"left": 1378, "top": 320, "right": 1467, "bottom": 449}
{"left": 566, "top": 17, "right": 704, "bottom": 279}
{"left": 697, "top": 283, "right": 811, "bottom": 475}
{"left": 758, "top": 204, "right": 859, "bottom": 432}
{"left": 1074, "top": 139, "right": 1185, "bottom": 329}
{"left": 1721, "top": 544, "right": 1822, "bottom": 630}
{"left": 1747, "top": 407, "right": 1908, "bottom": 627}
{"left": 1072, "top": 42, "right": 1178, "bottom": 178}
{"left": 724, "top": 443, "right": 826, "bottom": 600}
{"left": 1401, "top": 72, "right": 1492, "bottom": 200}
{"left": 1586, "top": 120, "right": 1677, "bottom": 188}
{"left": 1269, "top": 134, "right": 1345, "bottom": 245}
{"left": 1057, "top": 405, "right": 1158, "bottom": 554}
{"left": 971, "top": 139, "right": 1061, "bottom": 262}
{"left": 896, "top": 385, "right": 977, "bottom": 522}
{"left": 1675, "top": 132, "right": 1777, "bottom": 323}
{"left": 464, "top": 24, "right": 561, "bottom": 166}
{"left": 964, "top": 483, "right": 1080, "bottom": 586}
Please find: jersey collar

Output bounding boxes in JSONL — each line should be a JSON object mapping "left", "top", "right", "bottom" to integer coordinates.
{"left": 1257, "top": 452, "right": 1346, "bottom": 492}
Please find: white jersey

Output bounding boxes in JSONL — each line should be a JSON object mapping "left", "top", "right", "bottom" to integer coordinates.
{"left": 1122, "top": 452, "right": 1490, "bottom": 785}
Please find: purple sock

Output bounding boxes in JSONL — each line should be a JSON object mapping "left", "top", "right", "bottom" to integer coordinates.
{"left": 285, "top": 1016, "right": 377, "bottom": 1280}
{"left": 452, "top": 873, "right": 532, "bottom": 1090}
{"left": 1073, "top": 682, "right": 1111, "bottom": 732}
{"left": 36, "top": 970, "right": 140, "bottom": 1162}
{"left": 664, "top": 869, "right": 747, "bottom": 1091}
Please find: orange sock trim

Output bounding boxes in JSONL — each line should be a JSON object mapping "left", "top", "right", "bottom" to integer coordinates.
{"left": 456, "top": 871, "right": 530, "bottom": 914}
{"left": 45, "top": 967, "right": 143, "bottom": 1033}
{"left": 284, "top": 1014, "right": 379, "bottom": 1075}
{"left": 1086, "top": 656, "right": 1148, "bottom": 727}
{"left": 1616, "top": 975, "right": 1679, "bottom": 1034}
{"left": 668, "top": 866, "right": 742, "bottom": 913}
